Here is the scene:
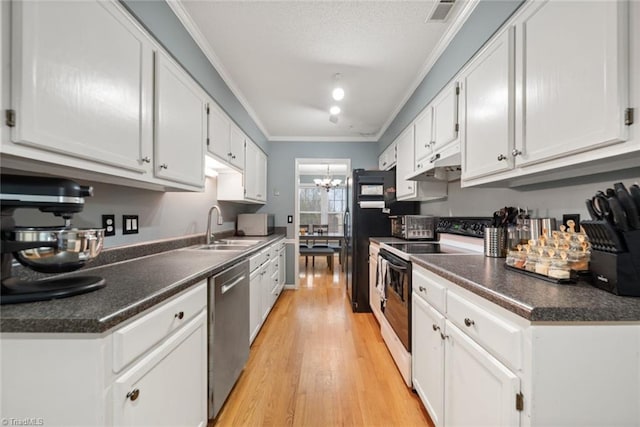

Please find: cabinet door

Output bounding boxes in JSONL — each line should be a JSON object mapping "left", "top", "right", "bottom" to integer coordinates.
{"left": 414, "top": 108, "right": 434, "bottom": 169}
{"left": 277, "top": 247, "right": 286, "bottom": 292}
{"left": 114, "top": 311, "right": 207, "bottom": 427}
{"left": 154, "top": 52, "right": 205, "bottom": 187}
{"left": 11, "top": 0, "right": 152, "bottom": 172}
{"left": 207, "top": 103, "right": 231, "bottom": 162}
{"left": 412, "top": 294, "right": 445, "bottom": 427}
{"left": 368, "top": 254, "right": 382, "bottom": 323}
{"left": 257, "top": 150, "right": 268, "bottom": 202}
{"left": 260, "top": 264, "right": 270, "bottom": 321}
{"left": 444, "top": 321, "right": 520, "bottom": 427}
{"left": 249, "top": 268, "right": 262, "bottom": 344}
{"left": 395, "top": 127, "right": 417, "bottom": 199}
{"left": 462, "top": 27, "right": 515, "bottom": 181}
{"left": 515, "top": 0, "right": 628, "bottom": 166}
{"left": 244, "top": 140, "right": 259, "bottom": 200}
{"left": 432, "top": 83, "right": 459, "bottom": 151}
{"left": 229, "top": 125, "right": 246, "bottom": 170}
{"left": 379, "top": 142, "right": 397, "bottom": 171}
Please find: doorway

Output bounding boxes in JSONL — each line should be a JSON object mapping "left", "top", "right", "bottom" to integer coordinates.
{"left": 294, "top": 158, "right": 350, "bottom": 288}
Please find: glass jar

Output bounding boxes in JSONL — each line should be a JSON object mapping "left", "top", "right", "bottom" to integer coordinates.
{"left": 535, "top": 256, "right": 551, "bottom": 276}
{"left": 548, "top": 259, "right": 571, "bottom": 279}
{"left": 506, "top": 250, "right": 526, "bottom": 269}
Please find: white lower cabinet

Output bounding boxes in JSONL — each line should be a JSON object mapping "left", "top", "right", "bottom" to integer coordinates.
{"left": 443, "top": 320, "right": 520, "bottom": 427}
{"left": 369, "top": 243, "right": 382, "bottom": 323}
{"left": 0, "top": 282, "right": 208, "bottom": 427}
{"left": 412, "top": 265, "right": 640, "bottom": 427}
{"left": 113, "top": 311, "right": 207, "bottom": 427}
{"left": 412, "top": 293, "right": 445, "bottom": 427}
{"left": 249, "top": 239, "right": 285, "bottom": 344}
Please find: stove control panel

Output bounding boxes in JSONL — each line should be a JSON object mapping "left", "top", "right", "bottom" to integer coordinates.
{"left": 437, "top": 217, "right": 492, "bottom": 238}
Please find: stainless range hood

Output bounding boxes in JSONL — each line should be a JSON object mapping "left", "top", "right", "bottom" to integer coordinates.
{"left": 408, "top": 142, "right": 462, "bottom": 182}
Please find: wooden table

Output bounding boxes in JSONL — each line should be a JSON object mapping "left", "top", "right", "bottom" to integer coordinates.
{"left": 299, "top": 233, "right": 345, "bottom": 271}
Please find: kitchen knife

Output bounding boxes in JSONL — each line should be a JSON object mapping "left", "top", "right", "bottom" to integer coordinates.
{"left": 630, "top": 184, "right": 640, "bottom": 212}
{"left": 585, "top": 198, "right": 600, "bottom": 220}
{"left": 615, "top": 187, "right": 640, "bottom": 230}
{"left": 606, "top": 196, "right": 630, "bottom": 232}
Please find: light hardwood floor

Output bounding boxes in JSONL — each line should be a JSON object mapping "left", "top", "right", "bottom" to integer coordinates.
{"left": 213, "top": 255, "right": 433, "bottom": 427}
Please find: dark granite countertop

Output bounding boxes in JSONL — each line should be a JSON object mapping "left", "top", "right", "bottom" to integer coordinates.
{"left": 411, "top": 254, "right": 640, "bottom": 322}
{"left": 0, "top": 234, "right": 285, "bottom": 333}
{"left": 370, "top": 237, "right": 640, "bottom": 322}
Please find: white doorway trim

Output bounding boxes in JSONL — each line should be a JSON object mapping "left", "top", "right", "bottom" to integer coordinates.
{"left": 294, "top": 158, "right": 351, "bottom": 288}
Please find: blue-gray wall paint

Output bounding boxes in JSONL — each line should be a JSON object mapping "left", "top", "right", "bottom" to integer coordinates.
{"left": 120, "top": 0, "right": 268, "bottom": 151}
{"left": 378, "top": 0, "right": 524, "bottom": 152}
{"left": 265, "top": 140, "right": 377, "bottom": 283}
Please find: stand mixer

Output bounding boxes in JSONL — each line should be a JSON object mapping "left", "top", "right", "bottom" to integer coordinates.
{"left": 1, "top": 174, "right": 106, "bottom": 304}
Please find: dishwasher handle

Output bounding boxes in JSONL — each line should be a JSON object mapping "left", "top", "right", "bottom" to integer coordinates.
{"left": 221, "top": 275, "right": 246, "bottom": 295}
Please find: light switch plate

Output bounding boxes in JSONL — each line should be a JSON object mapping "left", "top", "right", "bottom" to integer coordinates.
{"left": 122, "top": 215, "right": 139, "bottom": 235}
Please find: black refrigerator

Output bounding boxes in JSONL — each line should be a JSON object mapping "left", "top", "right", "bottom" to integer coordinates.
{"left": 344, "top": 169, "right": 418, "bottom": 312}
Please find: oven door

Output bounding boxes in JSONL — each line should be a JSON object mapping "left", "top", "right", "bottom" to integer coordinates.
{"left": 380, "top": 249, "right": 412, "bottom": 351}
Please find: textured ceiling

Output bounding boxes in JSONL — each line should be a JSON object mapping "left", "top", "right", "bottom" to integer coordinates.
{"left": 176, "top": 1, "right": 469, "bottom": 142}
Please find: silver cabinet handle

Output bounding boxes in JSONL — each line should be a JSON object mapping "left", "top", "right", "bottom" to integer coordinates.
{"left": 430, "top": 153, "right": 441, "bottom": 163}
{"left": 159, "top": 163, "right": 168, "bottom": 169}
{"left": 221, "top": 275, "right": 245, "bottom": 294}
{"left": 432, "top": 324, "right": 440, "bottom": 332}
{"left": 464, "top": 318, "right": 475, "bottom": 327}
{"left": 419, "top": 286, "right": 426, "bottom": 292}
{"left": 126, "top": 388, "right": 140, "bottom": 401}
{"left": 440, "top": 332, "right": 449, "bottom": 340}
{"left": 511, "top": 149, "right": 522, "bottom": 157}
{"left": 227, "top": 152, "right": 232, "bottom": 157}
{"left": 174, "top": 311, "right": 184, "bottom": 320}
{"left": 141, "top": 156, "right": 151, "bottom": 163}
{"left": 497, "top": 154, "right": 507, "bottom": 161}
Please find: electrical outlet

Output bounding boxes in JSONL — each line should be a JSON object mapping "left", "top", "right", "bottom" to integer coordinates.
{"left": 102, "top": 214, "right": 115, "bottom": 236}
{"left": 287, "top": 215, "right": 293, "bottom": 224}
{"left": 122, "top": 215, "right": 139, "bottom": 235}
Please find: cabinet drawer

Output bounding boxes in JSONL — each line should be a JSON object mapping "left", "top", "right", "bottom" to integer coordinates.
{"left": 250, "top": 252, "right": 267, "bottom": 272}
{"left": 413, "top": 267, "right": 447, "bottom": 314}
{"left": 446, "top": 291, "right": 522, "bottom": 371}
{"left": 113, "top": 281, "right": 207, "bottom": 372}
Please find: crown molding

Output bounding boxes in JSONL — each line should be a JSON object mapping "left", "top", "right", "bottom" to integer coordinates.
{"left": 375, "top": 0, "right": 480, "bottom": 141}
{"left": 167, "top": 0, "right": 272, "bottom": 139}
{"left": 270, "top": 135, "right": 378, "bottom": 143}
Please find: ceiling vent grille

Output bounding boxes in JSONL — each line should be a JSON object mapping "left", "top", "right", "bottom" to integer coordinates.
{"left": 426, "top": 0, "right": 456, "bottom": 22}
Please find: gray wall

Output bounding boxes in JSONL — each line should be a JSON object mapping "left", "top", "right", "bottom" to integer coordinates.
{"left": 12, "top": 176, "right": 249, "bottom": 249}
{"left": 421, "top": 170, "right": 640, "bottom": 222}
{"left": 378, "top": 0, "right": 524, "bottom": 152}
{"left": 120, "top": 0, "right": 268, "bottom": 151}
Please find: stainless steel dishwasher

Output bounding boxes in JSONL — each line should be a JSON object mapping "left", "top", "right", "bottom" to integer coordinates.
{"left": 208, "top": 260, "right": 250, "bottom": 419}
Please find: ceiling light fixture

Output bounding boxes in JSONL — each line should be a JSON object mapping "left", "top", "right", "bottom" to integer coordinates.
{"left": 332, "top": 72, "right": 345, "bottom": 101}
{"left": 329, "top": 105, "right": 341, "bottom": 115}
{"left": 332, "top": 87, "right": 345, "bottom": 101}
{"left": 314, "top": 165, "right": 342, "bottom": 192}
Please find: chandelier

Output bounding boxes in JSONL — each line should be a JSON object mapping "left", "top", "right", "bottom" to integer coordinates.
{"left": 314, "top": 165, "right": 341, "bottom": 192}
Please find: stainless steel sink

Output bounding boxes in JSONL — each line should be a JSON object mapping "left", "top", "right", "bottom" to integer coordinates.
{"left": 188, "top": 244, "right": 248, "bottom": 251}
{"left": 220, "top": 239, "right": 261, "bottom": 245}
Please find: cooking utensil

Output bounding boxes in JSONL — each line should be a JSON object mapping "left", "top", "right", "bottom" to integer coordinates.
{"left": 586, "top": 199, "right": 599, "bottom": 220}
{"left": 4, "top": 227, "right": 104, "bottom": 273}
{"left": 606, "top": 196, "right": 630, "bottom": 232}
{"left": 629, "top": 184, "right": 640, "bottom": 211}
{"left": 614, "top": 185, "right": 640, "bottom": 230}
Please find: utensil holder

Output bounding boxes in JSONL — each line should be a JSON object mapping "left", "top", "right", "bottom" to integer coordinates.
{"left": 586, "top": 227, "right": 640, "bottom": 297}
{"left": 484, "top": 227, "right": 506, "bottom": 258}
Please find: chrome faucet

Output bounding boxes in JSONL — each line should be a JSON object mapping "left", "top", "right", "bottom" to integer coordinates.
{"left": 206, "top": 205, "right": 224, "bottom": 244}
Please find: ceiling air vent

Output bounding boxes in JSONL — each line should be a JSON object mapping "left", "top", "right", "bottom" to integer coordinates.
{"left": 426, "top": 0, "right": 455, "bottom": 22}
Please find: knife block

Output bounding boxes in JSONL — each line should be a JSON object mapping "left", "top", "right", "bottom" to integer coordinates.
{"left": 589, "top": 229, "right": 640, "bottom": 297}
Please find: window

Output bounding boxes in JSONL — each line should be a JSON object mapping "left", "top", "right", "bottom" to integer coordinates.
{"left": 299, "top": 185, "right": 346, "bottom": 234}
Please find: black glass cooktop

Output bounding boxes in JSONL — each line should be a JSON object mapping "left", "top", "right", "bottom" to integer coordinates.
{"left": 385, "top": 242, "right": 474, "bottom": 255}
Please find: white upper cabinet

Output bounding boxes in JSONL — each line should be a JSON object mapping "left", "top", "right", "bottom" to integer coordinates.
{"left": 9, "top": 0, "right": 153, "bottom": 173}
{"left": 244, "top": 139, "right": 267, "bottom": 202}
{"left": 378, "top": 141, "right": 397, "bottom": 171}
{"left": 207, "top": 103, "right": 231, "bottom": 162}
{"left": 513, "top": 0, "right": 629, "bottom": 167}
{"left": 461, "top": 27, "right": 515, "bottom": 182}
{"left": 154, "top": 51, "right": 206, "bottom": 188}
{"left": 229, "top": 125, "right": 246, "bottom": 170}
{"left": 414, "top": 108, "right": 434, "bottom": 170}
{"left": 432, "top": 83, "right": 459, "bottom": 151}
{"left": 411, "top": 81, "right": 460, "bottom": 175}
{"left": 395, "top": 126, "right": 416, "bottom": 199}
